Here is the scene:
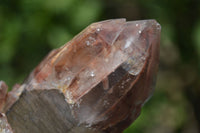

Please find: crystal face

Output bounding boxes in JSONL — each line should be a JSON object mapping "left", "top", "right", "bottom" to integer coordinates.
{"left": 18, "top": 19, "right": 161, "bottom": 130}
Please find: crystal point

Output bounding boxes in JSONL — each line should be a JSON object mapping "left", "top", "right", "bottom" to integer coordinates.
{"left": 22, "top": 19, "right": 161, "bottom": 132}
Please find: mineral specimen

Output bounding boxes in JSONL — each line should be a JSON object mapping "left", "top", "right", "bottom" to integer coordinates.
{"left": 0, "top": 19, "right": 161, "bottom": 133}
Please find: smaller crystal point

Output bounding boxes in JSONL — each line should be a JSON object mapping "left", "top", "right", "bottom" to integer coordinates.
{"left": 0, "top": 81, "right": 8, "bottom": 100}
{"left": 0, "top": 81, "right": 8, "bottom": 112}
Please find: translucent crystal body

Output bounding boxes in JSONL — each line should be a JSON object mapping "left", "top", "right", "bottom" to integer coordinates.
{"left": 22, "top": 19, "right": 161, "bottom": 130}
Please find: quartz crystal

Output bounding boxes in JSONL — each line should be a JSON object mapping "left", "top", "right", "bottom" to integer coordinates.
{"left": 1, "top": 19, "right": 161, "bottom": 133}
{"left": 25, "top": 19, "right": 160, "bottom": 130}
{"left": 26, "top": 19, "right": 160, "bottom": 101}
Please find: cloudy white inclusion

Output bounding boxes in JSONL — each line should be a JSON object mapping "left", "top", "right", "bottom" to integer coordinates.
{"left": 124, "top": 37, "right": 134, "bottom": 49}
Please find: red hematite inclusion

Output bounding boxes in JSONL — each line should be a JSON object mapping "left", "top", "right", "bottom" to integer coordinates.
{"left": 20, "top": 19, "right": 161, "bottom": 130}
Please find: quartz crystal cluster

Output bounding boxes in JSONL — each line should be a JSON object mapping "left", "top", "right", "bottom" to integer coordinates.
{"left": 0, "top": 19, "right": 161, "bottom": 133}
